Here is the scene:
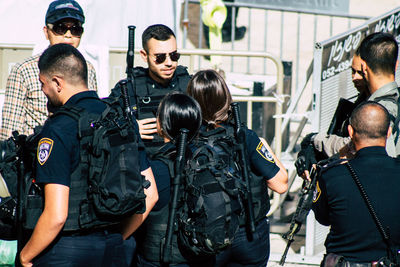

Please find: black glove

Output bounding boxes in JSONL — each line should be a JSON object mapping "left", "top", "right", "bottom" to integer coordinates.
{"left": 295, "top": 141, "right": 317, "bottom": 177}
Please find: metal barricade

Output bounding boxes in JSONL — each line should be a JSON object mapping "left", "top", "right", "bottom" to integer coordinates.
{"left": 182, "top": 0, "right": 369, "bottom": 99}
{"left": 0, "top": 44, "right": 285, "bottom": 215}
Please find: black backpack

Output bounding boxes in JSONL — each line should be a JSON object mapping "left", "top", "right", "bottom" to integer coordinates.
{"left": 50, "top": 97, "right": 149, "bottom": 229}
{"left": 0, "top": 129, "right": 41, "bottom": 240}
{"left": 175, "top": 126, "right": 245, "bottom": 258}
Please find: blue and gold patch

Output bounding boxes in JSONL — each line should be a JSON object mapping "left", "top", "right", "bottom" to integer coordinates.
{"left": 256, "top": 142, "right": 275, "bottom": 163}
{"left": 37, "top": 138, "right": 54, "bottom": 165}
{"left": 313, "top": 181, "right": 321, "bottom": 203}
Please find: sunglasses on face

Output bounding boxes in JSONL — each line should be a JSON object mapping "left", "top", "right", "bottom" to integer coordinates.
{"left": 47, "top": 23, "right": 84, "bottom": 37}
{"left": 153, "top": 51, "right": 180, "bottom": 64}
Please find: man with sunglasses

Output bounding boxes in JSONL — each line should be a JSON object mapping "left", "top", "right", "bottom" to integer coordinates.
{"left": 110, "top": 24, "right": 191, "bottom": 157}
{"left": 0, "top": 0, "right": 97, "bottom": 140}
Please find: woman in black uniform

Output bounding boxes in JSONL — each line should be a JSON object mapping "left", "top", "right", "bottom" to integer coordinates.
{"left": 187, "top": 69, "right": 288, "bottom": 267}
{"left": 135, "top": 92, "right": 211, "bottom": 267}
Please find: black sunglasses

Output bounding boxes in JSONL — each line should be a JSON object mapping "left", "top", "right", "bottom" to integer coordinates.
{"left": 153, "top": 51, "right": 180, "bottom": 64}
{"left": 48, "top": 23, "right": 84, "bottom": 37}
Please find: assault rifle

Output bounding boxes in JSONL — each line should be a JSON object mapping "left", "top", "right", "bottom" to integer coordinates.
{"left": 231, "top": 102, "right": 256, "bottom": 240}
{"left": 162, "top": 128, "right": 189, "bottom": 264}
{"left": 126, "top": 25, "right": 136, "bottom": 82}
{"left": 279, "top": 165, "right": 319, "bottom": 266}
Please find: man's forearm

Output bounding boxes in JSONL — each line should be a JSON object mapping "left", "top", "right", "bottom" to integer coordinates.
{"left": 313, "top": 133, "right": 351, "bottom": 157}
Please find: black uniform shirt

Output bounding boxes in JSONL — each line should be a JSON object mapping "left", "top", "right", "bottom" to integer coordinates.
{"left": 244, "top": 127, "right": 280, "bottom": 179}
{"left": 312, "top": 146, "right": 400, "bottom": 262}
{"left": 36, "top": 91, "right": 149, "bottom": 186}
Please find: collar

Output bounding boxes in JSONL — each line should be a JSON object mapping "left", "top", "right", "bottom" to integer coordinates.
{"left": 355, "top": 146, "right": 387, "bottom": 158}
{"left": 369, "top": 81, "right": 399, "bottom": 100}
{"left": 64, "top": 90, "right": 99, "bottom": 106}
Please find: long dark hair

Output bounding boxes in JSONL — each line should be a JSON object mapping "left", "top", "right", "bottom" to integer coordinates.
{"left": 157, "top": 92, "right": 202, "bottom": 142}
{"left": 186, "top": 69, "right": 232, "bottom": 129}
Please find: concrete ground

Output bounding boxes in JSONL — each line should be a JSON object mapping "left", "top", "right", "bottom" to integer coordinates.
{"left": 268, "top": 233, "right": 322, "bottom": 267}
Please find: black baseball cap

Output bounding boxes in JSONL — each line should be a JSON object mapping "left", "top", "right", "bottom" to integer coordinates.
{"left": 45, "top": 0, "right": 85, "bottom": 25}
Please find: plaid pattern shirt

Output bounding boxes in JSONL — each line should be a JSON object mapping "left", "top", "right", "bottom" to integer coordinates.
{"left": 0, "top": 53, "right": 97, "bottom": 140}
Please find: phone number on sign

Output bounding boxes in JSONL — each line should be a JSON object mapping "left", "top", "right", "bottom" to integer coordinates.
{"left": 322, "top": 60, "right": 351, "bottom": 80}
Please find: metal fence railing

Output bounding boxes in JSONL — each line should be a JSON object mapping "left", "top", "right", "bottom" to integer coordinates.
{"left": 182, "top": 0, "right": 369, "bottom": 97}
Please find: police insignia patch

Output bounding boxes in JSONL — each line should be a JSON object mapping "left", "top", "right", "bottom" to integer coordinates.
{"left": 256, "top": 142, "right": 275, "bottom": 163}
{"left": 313, "top": 181, "right": 321, "bottom": 203}
{"left": 37, "top": 138, "right": 54, "bottom": 165}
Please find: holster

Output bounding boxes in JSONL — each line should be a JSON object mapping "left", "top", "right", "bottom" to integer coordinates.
{"left": 322, "top": 253, "right": 345, "bottom": 267}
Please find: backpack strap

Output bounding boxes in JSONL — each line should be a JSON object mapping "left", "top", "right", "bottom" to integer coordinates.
{"left": 50, "top": 102, "right": 99, "bottom": 188}
{"left": 133, "top": 67, "right": 151, "bottom": 98}
{"left": 345, "top": 162, "right": 398, "bottom": 263}
{"left": 152, "top": 144, "right": 177, "bottom": 179}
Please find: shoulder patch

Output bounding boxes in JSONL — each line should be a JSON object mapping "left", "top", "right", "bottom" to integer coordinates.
{"left": 256, "top": 142, "right": 275, "bottom": 163}
{"left": 37, "top": 138, "right": 54, "bottom": 165}
{"left": 313, "top": 181, "right": 321, "bottom": 203}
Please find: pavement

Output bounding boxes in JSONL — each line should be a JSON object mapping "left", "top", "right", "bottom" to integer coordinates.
{"left": 268, "top": 233, "right": 322, "bottom": 267}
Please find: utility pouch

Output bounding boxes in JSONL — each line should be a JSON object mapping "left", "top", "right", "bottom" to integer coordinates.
{"left": 322, "top": 253, "right": 345, "bottom": 267}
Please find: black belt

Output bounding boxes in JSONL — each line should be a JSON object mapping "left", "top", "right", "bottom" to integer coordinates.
{"left": 61, "top": 224, "right": 121, "bottom": 237}
{"left": 322, "top": 253, "right": 379, "bottom": 267}
{"left": 341, "top": 262, "right": 379, "bottom": 267}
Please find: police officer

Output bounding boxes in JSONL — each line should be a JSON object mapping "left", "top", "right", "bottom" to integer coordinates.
{"left": 110, "top": 24, "right": 191, "bottom": 157}
{"left": 187, "top": 69, "right": 288, "bottom": 267}
{"left": 135, "top": 92, "right": 217, "bottom": 266}
{"left": 19, "top": 44, "right": 158, "bottom": 266}
{"left": 313, "top": 101, "right": 400, "bottom": 265}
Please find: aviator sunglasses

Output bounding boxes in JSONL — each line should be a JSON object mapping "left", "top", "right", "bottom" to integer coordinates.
{"left": 153, "top": 51, "right": 180, "bottom": 64}
{"left": 47, "top": 23, "right": 84, "bottom": 37}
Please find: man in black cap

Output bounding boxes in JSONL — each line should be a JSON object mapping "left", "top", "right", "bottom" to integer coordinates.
{"left": 0, "top": 0, "right": 97, "bottom": 140}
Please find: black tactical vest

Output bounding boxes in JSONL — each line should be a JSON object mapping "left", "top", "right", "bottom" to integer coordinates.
{"left": 110, "top": 66, "right": 191, "bottom": 156}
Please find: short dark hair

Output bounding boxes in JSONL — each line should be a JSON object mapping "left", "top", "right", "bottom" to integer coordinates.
{"left": 39, "top": 43, "right": 88, "bottom": 86}
{"left": 142, "top": 24, "right": 176, "bottom": 52}
{"left": 358, "top": 32, "right": 398, "bottom": 76}
{"left": 157, "top": 92, "right": 202, "bottom": 142}
{"left": 186, "top": 69, "right": 232, "bottom": 129}
{"left": 349, "top": 101, "right": 390, "bottom": 139}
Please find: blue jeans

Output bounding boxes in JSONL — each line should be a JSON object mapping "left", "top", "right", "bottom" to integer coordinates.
{"left": 215, "top": 218, "right": 270, "bottom": 267}
{"left": 32, "top": 231, "right": 127, "bottom": 267}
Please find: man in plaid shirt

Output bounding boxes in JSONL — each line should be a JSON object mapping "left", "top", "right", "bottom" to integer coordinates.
{"left": 0, "top": 0, "right": 97, "bottom": 140}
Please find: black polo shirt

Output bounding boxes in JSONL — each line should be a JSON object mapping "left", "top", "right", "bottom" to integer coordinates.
{"left": 313, "top": 146, "right": 400, "bottom": 262}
